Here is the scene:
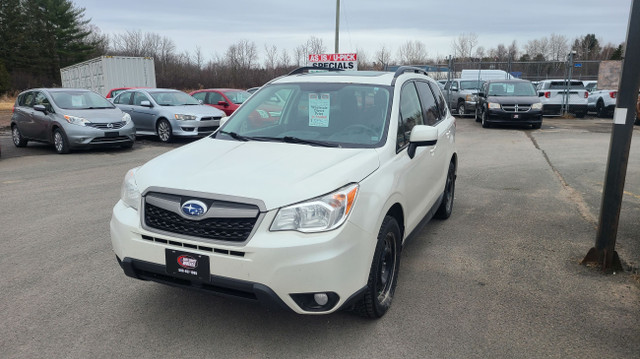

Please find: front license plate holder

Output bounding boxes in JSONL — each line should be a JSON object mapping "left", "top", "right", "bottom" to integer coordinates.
{"left": 165, "top": 249, "right": 210, "bottom": 281}
{"left": 105, "top": 131, "right": 119, "bottom": 137}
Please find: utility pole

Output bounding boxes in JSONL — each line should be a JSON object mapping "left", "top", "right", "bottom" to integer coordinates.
{"left": 564, "top": 51, "right": 576, "bottom": 116}
{"left": 582, "top": 0, "right": 640, "bottom": 271}
{"left": 334, "top": 0, "right": 340, "bottom": 54}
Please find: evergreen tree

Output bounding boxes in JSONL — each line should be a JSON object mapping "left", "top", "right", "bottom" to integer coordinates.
{"left": 610, "top": 44, "right": 624, "bottom": 60}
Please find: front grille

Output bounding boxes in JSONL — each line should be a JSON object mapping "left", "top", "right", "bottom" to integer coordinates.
{"left": 90, "top": 136, "right": 130, "bottom": 144}
{"left": 502, "top": 104, "right": 532, "bottom": 112}
{"left": 145, "top": 203, "right": 257, "bottom": 242}
{"left": 200, "top": 117, "right": 220, "bottom": 121}
{"left": 198, "top": 126, "right": 218, "bottom": 132}
{"left": 86, "top": 121, "right": 126, "bottom": 130}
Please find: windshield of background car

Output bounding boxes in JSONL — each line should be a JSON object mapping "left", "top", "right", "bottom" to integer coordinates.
{"left": 223, "top": 91, "right": 251, "bottom": 104}
{"left": 488, "top": 82, "right": 537, "bottom": 96}
{"left": 150, "top": 91, "right": 200, "bottom": 106}
{"left": 216, "top": 83, "right": 392, "bottom": 148}
{"left": 460, "top": 80, "right": 483, "bottom": 90}
{"left": 548, "top": 81, "right": 586, "bottom": 90}
{"left": 51, "top": 91, "right": 115, "bottom": 109}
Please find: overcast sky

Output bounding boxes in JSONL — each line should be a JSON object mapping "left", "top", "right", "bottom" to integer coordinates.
{"left": 80, "top": 0, "right": 632, "bottom": 62}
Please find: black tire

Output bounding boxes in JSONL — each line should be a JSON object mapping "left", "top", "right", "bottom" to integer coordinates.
{"left": 156, "top": 119, "right": 173, "bottom": 142}
{"left": 596, "top": 101, "right": 606, "bottom": 118}
{"left": 11, "top": 125, "right": 28, "bottom": 147}
{"left": 481, "top": 109, "right": 490, "bottom": 128}
{"left": 53, "top": 128, "right": 70, "bottom": 154}
{"left": 355, "top": 216, "right": 401, "bottom": 318}
{"left": 435, "top": 160, "right": 456, "bottom": 219}
{"left": 457, "top": 101, "right": 465, "bottom": 116}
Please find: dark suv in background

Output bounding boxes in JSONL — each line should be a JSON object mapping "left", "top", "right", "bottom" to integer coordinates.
{"left": 475, "top": 79, "right": 543, "bottom": 129}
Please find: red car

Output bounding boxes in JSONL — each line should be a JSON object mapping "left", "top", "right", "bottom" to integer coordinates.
{"left": 190, "top": 89, "right": 251, "bottom": 116}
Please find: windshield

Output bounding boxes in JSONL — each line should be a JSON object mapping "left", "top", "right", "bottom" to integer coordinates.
{"left": 488, "top": 82, "right": 537, "bottom": 96}
{"left": 460, "top": 81, "right": 483, "bottom": 90}
{"left": 222, "top": 90, "right": 251, "bottom": 104}
{"left": 51, "top": 91, "right": 115, "bottom": 109}
{"left": 215, "top": 83, "right": 391, "bottom": 148}
{"left": 150, "top": 91, "right": 200, "bottom": 106}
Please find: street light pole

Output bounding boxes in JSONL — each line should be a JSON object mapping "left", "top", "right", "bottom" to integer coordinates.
{"left": 334, "top": 0, "right": 340, "bottom": 54}
{"left": 582, "top": 0, "right": 640, "bottom": 271}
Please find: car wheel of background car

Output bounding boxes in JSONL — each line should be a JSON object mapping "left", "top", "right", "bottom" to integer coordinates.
{"left": 434, "top": 160, "right": 456, "bottom": 219}
{"left": 53, "top": 128, "right": 70, "bottom": 154}
{"left": 457, "top": 102, "right": 465, "bottom": 116}
{"left": 481, "top": 110, "right": 490, "bottom": 128}
{"left": 596, "top": 100, "right": 605, "bottom": 118}
{"left": 355, "top": 216, "right": 401, "bottom": 318}
{"left": 12, "top": 125, "right": 28, "bottom": 147}
{"left": 156, "top": 119, "right": 173, "bottom": 142}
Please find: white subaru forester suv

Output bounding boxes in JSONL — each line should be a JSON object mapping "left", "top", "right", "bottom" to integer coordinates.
{"left": 110, "top": 67, "right": 457, "bottom": 318}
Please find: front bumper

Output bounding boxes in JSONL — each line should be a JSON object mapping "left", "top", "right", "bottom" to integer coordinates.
{"left": 486, "top": 109, "right": 543, "bottom": 125}
{"left": 65, "top": 122, "right": 136, "bottom": 147}
{"left": 171, "top": 118, "right": 220, "bottom": 137}
{"left": 110, "top": 200, "right": 374, "bottom": 314}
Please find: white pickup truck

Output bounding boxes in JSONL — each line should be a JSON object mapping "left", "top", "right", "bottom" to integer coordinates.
{"left": 536, "top": 79, "right": 589, "bottom": 118}
{"left": 586, "top": 82, "right": 617, "bottom": 118}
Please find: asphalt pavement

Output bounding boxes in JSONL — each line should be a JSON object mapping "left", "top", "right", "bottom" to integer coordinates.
{"left": 0, "top": 117, "right": 638, "bottom": 358}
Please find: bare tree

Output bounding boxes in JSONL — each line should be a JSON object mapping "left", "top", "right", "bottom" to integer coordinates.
{"left": 474, "top": 46, "right": 486, "bottom": 60}
{"left": 263, "top": 44, "right": 278, "bottom": 71}
{"left": 524, "top": 37, "right": 549, "bottom": 60}
{"left": 397, "top": 40, "right": 428, "bottom": 65}
{"left": 278, "top": 48, "right": 291, "bottom": 68}
{"left": 375, "top": 45, "right": 392, "bottom": 70}
{"left": 548, "top": 33, "right": 568, "bottom": 61}
{"left": 194, "top": 46, "right": 204, "bottom": 69}
{"left": 507, "top": 40, "right": 518, "bottom": 61}
{"left": 451, "top": 32, "right": 479, "bottom": 60}
{"left": 356, "top": 48, "right": 371, "bottom": 70}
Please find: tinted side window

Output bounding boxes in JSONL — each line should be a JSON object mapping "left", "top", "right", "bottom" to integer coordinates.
{"left": 397, "top": 82, "right": 424, "bottom": 150}
{"left": 191, "top": 92, "right": 206, "bottom": 102}
{"left": 114, "top": 92, "right": 132, "bottom": 105}
{"left": 415, "top": 81, "right": 439, "bottom": 126}
{"left": 20, "top": 92, "right": 35, "bottom": 107}
{"left": 429, "top": 83, "right": 448, "bottom": 119}
{"left": 34, "top": 92, "right": 52, "bottom": 112}
{"left": 133, "top": 92, "right": 149, "bottom": 106}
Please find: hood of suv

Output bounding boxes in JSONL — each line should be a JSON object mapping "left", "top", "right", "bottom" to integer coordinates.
{"left": 135, "top": 138, "right": 380, "bottom": 210}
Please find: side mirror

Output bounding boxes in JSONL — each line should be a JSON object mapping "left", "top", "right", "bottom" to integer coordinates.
{"left": 33, "top": 104, "right": 48, "bottom": 114}
{"left": 407, "top": 125, "right": 438, "bottom": 159}
{"left": 140, "top": 100, "right": 152, "bottom": 107}
{"left": 218, "top": 101, "right": 229, "bottom": 107}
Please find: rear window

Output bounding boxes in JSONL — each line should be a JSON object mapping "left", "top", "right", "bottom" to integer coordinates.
{"left": 548, "top": 81, "right": 585, "bottom": 90}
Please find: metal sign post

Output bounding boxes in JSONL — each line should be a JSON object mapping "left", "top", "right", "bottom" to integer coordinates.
{"left": 583, "top": 0, "right": 640, "bottom": 271}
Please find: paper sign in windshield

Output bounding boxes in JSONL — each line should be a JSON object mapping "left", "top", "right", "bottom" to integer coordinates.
{"left": 309, "top": 93, "right": 330, "bottom": 127}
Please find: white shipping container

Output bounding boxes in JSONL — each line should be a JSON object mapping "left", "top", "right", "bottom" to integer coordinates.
{"left": 60, "top": 56, "right": 156, "bottom": 96}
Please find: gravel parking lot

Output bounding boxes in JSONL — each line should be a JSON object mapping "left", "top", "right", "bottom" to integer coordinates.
{"left": 0, "top": 115, "right": 638, "bottom": 358}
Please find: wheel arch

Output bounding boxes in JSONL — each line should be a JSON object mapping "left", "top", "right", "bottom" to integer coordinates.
{"left": 385, "top": 203, "right": 405, "bottom": 240}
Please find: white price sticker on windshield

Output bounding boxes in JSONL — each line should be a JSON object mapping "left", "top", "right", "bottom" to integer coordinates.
{"left": 309, "top": 93, "right": 330, "bottom": 127}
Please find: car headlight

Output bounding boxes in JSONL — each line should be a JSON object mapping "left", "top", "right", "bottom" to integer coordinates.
{"left": 488, "top": 102, "right": 501, "bottom": 109}
{"left": 466, "top": 94, "right": 476, "bottom": 101}
{"left": 120, "top": 167, "right": 141, "bottom": 210}
{"left": 175, "top": 114, "right": 197, "bottom": 121}
{"left": 270, "top": 183, "right": 359, "bottom": 233}
{"left": 531, "top": 103, "right": 543, "bottom": 110}
{"left": 64, "top": 115, "right": 91, "bottom": 126}
{"left": 122, "top": 112, "right": 132, "bottom": 124}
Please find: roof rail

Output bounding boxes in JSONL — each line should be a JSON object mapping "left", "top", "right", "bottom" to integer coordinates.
{"left": 287, "top": 67, "right": 345, "bottom": 76}
{"left": 391, "top": 66, "right": 429, "bottom": 85}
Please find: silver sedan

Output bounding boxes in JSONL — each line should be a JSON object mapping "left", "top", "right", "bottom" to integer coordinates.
{"left": 112, "top": 88, "right": 225, "bottom": 142}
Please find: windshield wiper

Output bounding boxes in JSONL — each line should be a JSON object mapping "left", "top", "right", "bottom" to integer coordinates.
{"left": 219, "top": 130, "right": 251, "bottom": 141}
{"left": 281, "top": 136, "right": 340, "bottom": 147}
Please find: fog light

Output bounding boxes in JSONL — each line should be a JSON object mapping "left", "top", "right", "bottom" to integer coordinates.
{"left": 314, "top": 293, "right": 329, "bottom": 306}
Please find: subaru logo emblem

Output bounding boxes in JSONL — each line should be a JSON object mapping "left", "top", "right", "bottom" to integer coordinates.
{"left": 181, "top": 200, "right": 207, "bottom": 217}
